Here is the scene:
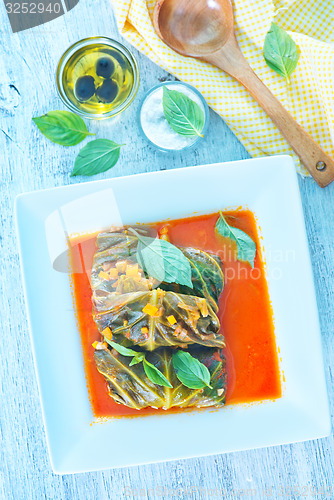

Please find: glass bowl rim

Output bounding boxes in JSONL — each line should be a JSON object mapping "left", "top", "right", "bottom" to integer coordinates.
{"left": 56, "top": 36, "right": 140, "bottom": 120}
{"left": 138, "top": 81, "right": 210, "bottom": 153}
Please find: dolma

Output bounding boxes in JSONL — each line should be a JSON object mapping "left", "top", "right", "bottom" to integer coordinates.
{"left": 94, "top": 346, "right": 227, "bottom": 410}
{"left": 91, "top": 227, "right": 225, "bottom": 350}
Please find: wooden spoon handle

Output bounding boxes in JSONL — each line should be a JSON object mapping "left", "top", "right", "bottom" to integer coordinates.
{"left": 238, "top": 69, "right": 334, "bottom": 187}
{"left": 208, "top": 47, "right": 334, "bottom": 187}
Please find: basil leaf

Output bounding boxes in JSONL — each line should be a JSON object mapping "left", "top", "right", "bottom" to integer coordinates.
{"left": 172, "top": 350, "right": 212, "bottom": 389}
{"left": 162, "top": 87, "right": 205, "bottom": 137}
{"left": 129, "top": 354, "right": 145, "bottom": 366}
{"left": 129, "top": 228, "right": 193, "bottom": 288}
{"left": 103, "top": 339, "right": 171, "bottom": 387}
{"left": 215, "top": 212, "right": 256, "bottom": 268}
{"left": 143, "top": 358, "right": 173, "bottom": 388}
{"left": 32, "top": 110, "right": 94, "bottom": 146}
{"left": 263, "top": 22, "right": 299, "bottom": 83}
{"left": 104, "top": 339, "right": 139, "bottom": 357}
{"left": 71, "top": 139, "right": 123, "bottom": 177}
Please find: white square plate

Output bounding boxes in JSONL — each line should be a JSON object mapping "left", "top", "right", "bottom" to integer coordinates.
{"left": 15, "top": 156, "right": 330, "bottom": 474}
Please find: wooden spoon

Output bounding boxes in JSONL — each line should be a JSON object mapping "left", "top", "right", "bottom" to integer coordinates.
{"left": 153, "top": 0, "right": 334, "bottom": 187}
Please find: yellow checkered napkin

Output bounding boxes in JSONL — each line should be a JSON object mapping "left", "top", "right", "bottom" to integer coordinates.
{"left": 112, "top": 0, "right": 334, "bottom": 175}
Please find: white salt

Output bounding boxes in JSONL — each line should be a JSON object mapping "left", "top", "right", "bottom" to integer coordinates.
{"left": 140, "top": 84, "right": 205, "bottom": 151}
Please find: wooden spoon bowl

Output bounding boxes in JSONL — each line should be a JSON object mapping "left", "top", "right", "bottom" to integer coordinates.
{"left": 153, "top": 0, "right": 334, "bottom": 187}
{"left": 154, "top": 0, "right": 234, "bottom": 57}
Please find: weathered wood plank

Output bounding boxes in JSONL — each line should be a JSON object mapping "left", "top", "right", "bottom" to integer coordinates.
{"left": 0, "top": 1, "right": 333, "bottom": 499}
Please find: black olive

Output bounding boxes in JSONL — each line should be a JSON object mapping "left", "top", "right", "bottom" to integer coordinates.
{"left": 95, "top": 79, "right": 118, "bottom": 104}
{"left": 107, "top": 49, "right": 125, "bottom": 66}
{"left": 96, "top": 57, "right": 115, "bottom": 79}
{"left": 74, "top": 75, "right": 95, "bottom": 102}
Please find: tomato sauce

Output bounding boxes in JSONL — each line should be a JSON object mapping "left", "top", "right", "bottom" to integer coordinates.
{"left": 69, "top": 211, "right": 281, "bottom": 418}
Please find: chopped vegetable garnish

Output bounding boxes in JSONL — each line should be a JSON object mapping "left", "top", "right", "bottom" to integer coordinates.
{"left": 159, "top": 225, "right": 170, "bottom": 241}
{"left": 194, "top": 297, "right": 209, "bottom": 317}
{"left": 142, "top": 304, "right": 159, "bottom": 316}
{"left": 126, "top": 263, "right": 139, "bottom": 277}
{"left": 167, "top": 315, "right": 177, "bottom": 325}
{"left": 115, "top": 260, "right": 127, "bottom": 273}
{"left": 98, "top": 270, "right": 110, "bottom": 280}
{"left": 108, "top": 267, "right": 118, "bottom": 279}
{"left": 133, "top": 272, "right": 143, "bottom": 282}
{"left": 92, "top": 341, "right": 108, "bottom": 350}
{"left": 102, "top": 327, "right": 113, "bottom": 340}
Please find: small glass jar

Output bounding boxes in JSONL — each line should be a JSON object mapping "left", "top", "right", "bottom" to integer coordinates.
{"left": 56, "top": 37, "right": 140, "bottom": 120}
{"left": 138, "top": 81, "right": 209, "bottom": 152}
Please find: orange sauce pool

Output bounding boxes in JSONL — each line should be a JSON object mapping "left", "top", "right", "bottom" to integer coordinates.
{"left": 69, "top": 211, "right": 281, "bottom": 418}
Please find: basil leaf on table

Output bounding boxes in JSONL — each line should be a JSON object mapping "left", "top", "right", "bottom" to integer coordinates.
{"left": 162, "top": 87, "right": 205, "bottom": 137}
{"left": 215, "top": 212, "right": 256, "bottom": 268}
{"left": 71, "top": 139, "right": 123, "bottom": 177}
{"left": 172, "top": 350, "right": 212, "bottom": 389}
{"left": 32, "top": 110, "right": 94, "bottom": 146}
{"left": 143, "top": 358, "right": 173, "bottom": 388}
{"left": 129, "top": 228, "right": 193, "bottom": 288}
{"left": 263, "top": 22, "right": 299, "bottom": 83}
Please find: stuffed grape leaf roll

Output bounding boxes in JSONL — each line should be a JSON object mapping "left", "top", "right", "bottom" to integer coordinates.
{"left": 91, "top": 227, "right": 224, "bottom": 308}
{"left": 93, "top": 288, "right": 224, "bottom": 350}
{"left": 91, "top": 227, "right": 225, "bottom": 350}
{"left": 94, "top": 345, "right": 227, "bottom": 410}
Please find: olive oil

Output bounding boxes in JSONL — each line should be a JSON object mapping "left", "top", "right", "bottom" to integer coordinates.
{"left": 61, "top": 42, "right": 135, "bottom": 116}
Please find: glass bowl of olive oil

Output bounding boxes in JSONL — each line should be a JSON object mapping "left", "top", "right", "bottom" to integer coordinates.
{"left": 56, "top": 37, "right": 140, "bottom": 120}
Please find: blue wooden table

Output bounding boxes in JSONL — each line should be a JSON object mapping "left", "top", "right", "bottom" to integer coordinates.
{"left": 1, "top": 1, "right": 333, "bottom": 498}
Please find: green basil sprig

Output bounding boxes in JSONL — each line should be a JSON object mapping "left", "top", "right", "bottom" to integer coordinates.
{"left": 32, "top": 110, "right": 123, "bottom": 177}
{"left": 162, "top": 87, "right": 205, "bottom": 137}
{"left": 142, "top": 358, "right": 172, "bottom": 387}
{"left": 172, "top": 350, "right": 212, "bottom": 389}
{"left": 32, "top": 110, "right": 95, "bottom": 146}
{"left": 71, "top": 139, "right": 124, "bottom": 177}
{"left": 129, "top": 228, "right": 193, "bottom": 288}
{"left": 215, "top": 211, "right": 256, "bottom": 268}
{"left": 105, "top": 340, "right": 172, "bottom": 388}
{"left": 105, "top": 341, "right": 139, "bottom": 358}
{"left": 263, "top": 22, "right": 299, "bottom": 83}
